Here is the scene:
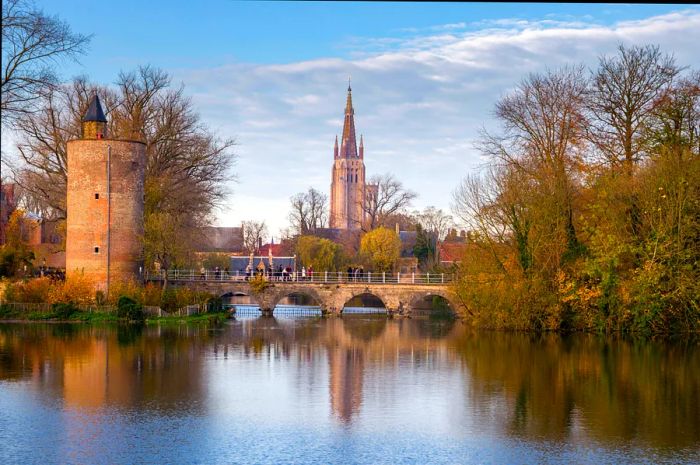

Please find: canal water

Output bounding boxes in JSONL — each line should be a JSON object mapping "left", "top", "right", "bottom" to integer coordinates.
{"left": 0, "top": 316, "right": 697, "bottom": 464}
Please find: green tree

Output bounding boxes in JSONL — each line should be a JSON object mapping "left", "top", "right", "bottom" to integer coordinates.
{"left": 360, "top": 227, "right": 401, "bottom": 272}
{"left": 296, "top": 235, "right": 344, "bottom": 271}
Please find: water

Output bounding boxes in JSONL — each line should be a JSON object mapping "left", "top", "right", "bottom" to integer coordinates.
{"left": 0, "top": 317, "right": 697, "bottom": 464}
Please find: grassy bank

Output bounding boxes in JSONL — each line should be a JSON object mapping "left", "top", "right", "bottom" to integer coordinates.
{"left": 0, "top": 303, "right": 230, "bottom": 324}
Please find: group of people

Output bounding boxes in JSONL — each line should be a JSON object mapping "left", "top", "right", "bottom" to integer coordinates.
{"left": 195, "top": 265, "right": 371, "bottom": 282}
{"left": 242, "top": 265, "right": 313, "bottom": 282}
{"left": 346, "top": 266, "right": 365, "bottom": 282}
{"left": 199, "top": 267, "right": 229, "bottom": 280}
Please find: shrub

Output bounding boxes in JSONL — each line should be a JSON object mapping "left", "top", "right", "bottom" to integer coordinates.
{"left": 206, "top": 296, "right": 224, "bottom": 313}
{"left": 51, "top": 302, "right": 80, "bottom": 320}
{"left": 249, "top": 275, "right": 270, "bottom": 294}
{"left": 117, "top": 295, "right": 145, "bottom": 322}
{"left": 49, "top": 274, "right": 95, "bottom": 305}
{"left": 3, "top": 277, "right": 53, "bottom": 303}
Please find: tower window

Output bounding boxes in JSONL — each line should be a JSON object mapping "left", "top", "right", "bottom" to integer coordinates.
{"left": 95, "top": 193, "right": 99, "bottom": 200}
{"left": 355, "top": 174, "right": 358, "bottom": 183}
{"left": 94, "top": 246, "right": 100, "bottom": 254}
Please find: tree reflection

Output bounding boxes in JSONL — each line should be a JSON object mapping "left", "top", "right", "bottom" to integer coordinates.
{"left": 0, "top": 322, "right": 697, "bottom": 451}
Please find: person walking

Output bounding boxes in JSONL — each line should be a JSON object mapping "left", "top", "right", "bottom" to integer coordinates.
{"left": 302, "top": 266, "right": 307, "bottom": 281}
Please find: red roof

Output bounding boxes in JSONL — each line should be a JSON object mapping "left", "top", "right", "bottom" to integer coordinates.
{"left": 258, "top": 243, "right": 283, "bottom": 256}
{"left": 438, "top": 242, "right": 467, "bottom": 263}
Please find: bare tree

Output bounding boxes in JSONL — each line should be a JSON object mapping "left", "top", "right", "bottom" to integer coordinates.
{"left": 588, "top": 44, "right": 680, "bottom": 171}
{"left": 414, "top": 206, "right": 453, "bottom": 240}
{"left": 6, "top": 78, "right": 110, "bottom": 219}
{"left": 288, "top": 187, "right": 328, "bottom": 235}
{"left": 7, "top": 67, "right": 236, "bottom": 267}
{"left": 1, "top": 0, "right": 91, "bottom": 124}
{"left": 362, "top": 173, "right": 417, "bottom": 231}
{"left": 242, "top": 220, "right": 267, "bottom": 255}
{"left": 647, "top": 71, "right": 700, "bottom": 157}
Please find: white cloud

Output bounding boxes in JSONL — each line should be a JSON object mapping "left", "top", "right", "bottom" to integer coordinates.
{"left": 173, "top": 9, "right": 700, "bottom": 235}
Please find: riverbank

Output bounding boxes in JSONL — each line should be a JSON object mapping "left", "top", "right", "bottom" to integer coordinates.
{"left": 0, "top": 304, "right": 230, "bottom": 324}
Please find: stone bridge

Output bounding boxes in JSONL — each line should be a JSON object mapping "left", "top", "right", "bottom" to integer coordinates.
{"left": 164, "top": 280, "right": 459, "bottom": 317}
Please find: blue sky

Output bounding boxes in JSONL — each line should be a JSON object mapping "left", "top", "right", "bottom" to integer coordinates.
{"left": 13, "top": 2, "right": 700, "bottom": 236}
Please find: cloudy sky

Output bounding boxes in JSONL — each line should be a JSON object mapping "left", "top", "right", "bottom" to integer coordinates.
{"left": 10, "top": 2, "right": 700, "bottom": 237}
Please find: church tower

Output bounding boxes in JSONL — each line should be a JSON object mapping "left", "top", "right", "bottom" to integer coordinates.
{"left": 330, "top": 82, "right": 366, "bottom": 230}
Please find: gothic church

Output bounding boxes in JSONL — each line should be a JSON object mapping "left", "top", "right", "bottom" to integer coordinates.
{"left": 330, "top": 83, "right": 377, "bottom": 230}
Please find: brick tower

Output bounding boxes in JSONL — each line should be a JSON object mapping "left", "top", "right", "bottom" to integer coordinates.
{"left": 330, "top": 82, "right": 367, "bottom": 230}
{"left": 66, "top": 95, "right": 146, "bottom": 293}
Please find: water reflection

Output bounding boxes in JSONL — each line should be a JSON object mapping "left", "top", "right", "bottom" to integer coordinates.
{"left": 0, "top": 320, "right": 698, "bottom": 463}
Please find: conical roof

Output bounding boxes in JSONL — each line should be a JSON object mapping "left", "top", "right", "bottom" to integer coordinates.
{"left": 82, "top": 95, "right": 107, "bottom": 123}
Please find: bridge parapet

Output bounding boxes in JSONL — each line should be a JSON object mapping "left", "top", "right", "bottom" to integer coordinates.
{"left": 156, "top": 279, "right": 460, "bottom": 318}
{"left": 146, "top": 269, "right": 454, "bottom": 285}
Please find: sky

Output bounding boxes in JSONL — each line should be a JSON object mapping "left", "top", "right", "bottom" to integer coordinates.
{"left": 7, "top": 2, "right": 700, "bottom": 238}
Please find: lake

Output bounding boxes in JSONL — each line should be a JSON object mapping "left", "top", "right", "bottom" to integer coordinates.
{"left": 0, "top": 315, "right": 698, "bottom": 464}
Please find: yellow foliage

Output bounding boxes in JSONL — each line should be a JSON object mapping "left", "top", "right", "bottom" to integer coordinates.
{"left": 2, "top": 277, "right": 53, "bottom": 303}
{"left": 48, "top": 273, "right": 96, "bottom": 305}
{"left": 360, "top": 227, "right": 401, "bottom": 272}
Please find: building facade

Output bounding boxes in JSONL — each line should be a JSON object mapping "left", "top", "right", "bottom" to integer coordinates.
{"left": 330, "top": 84, "right": 376, "bottom": 230}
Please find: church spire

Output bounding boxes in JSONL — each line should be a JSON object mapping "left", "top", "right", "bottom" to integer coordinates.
{"left": 334, "top": 135, "right": 338, "bottom": 158}
{"left": 359, "top": 134, "right": 364, "bottom": 159}
{"left": 340, "top": 82, "right": 358, "bottom": 158}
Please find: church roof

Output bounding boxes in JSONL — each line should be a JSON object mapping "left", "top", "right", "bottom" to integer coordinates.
{"left": 340, "top": 85, "right": 358, "bottom": 158}
{"left": 82, "top": 95, "right": 107, "bottom": 123}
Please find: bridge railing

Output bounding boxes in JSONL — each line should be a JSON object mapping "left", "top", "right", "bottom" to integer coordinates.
{"left": 145, "top": 269, "right": 454, "bottom": 285}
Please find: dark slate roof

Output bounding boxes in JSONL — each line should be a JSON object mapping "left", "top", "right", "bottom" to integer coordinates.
{"left": 82, "top": 95, "right": 107, "bottom": 122}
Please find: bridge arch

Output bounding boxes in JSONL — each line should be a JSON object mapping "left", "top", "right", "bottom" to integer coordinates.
{"left": 341, "top": 292, "right": 388, "bottom": 314}
{"left": 266, "top": 286, "right": 325, "bottom": 313}
{"left": 407, "top": 290, "right": 459, "bottom": 317}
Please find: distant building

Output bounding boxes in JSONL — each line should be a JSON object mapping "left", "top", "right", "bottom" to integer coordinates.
{"left": 0, "top": 182, "right": 16, "bottom": 244}
{"left": 438, "top": 230, "right": 469, "bottom": 266}
{"left": 330, "top": 82, "right": 378, "bottom": 230}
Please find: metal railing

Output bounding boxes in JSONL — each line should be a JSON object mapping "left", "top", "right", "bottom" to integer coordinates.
{"left": 145, "top": 269, "right": 454, "bottom": 285}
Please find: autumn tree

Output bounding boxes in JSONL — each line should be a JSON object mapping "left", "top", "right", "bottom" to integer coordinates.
{"left": 1, "top": 0, "right": 91, "bottom": 124}
{"left": 476, "top": 66, "right": 588, "bottom": 275}
{"left": 362, "top": 173, "right": 417, "bottom": 231}
{"left": 451, "top": 44, "right": 699, "bottom": 333}
{"left": 288, "top": 187, "right": 328, "bottom": 235}
{"left": 359, "top": 227, "right": 401, "bottom": 273}
{"left": 0, "top": 209, "right": 34, "bottom": 277}
{"left": 296, "top": 235, "right": 345, "bottom": 271}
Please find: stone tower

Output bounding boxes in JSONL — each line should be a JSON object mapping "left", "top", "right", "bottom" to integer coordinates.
{"left": 330, "top": 83, "right": 366, "bottom": 230}
{"left": 66, "top": 95, "right": 146, "bottom": 293}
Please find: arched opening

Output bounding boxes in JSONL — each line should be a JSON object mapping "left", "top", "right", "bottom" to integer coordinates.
{"left": 342, "top": 293, "right": 387, "bottom": 314}
{"left": 410, "top": 294, "right": 456, "bottom": 319}
{"left": 221, "top": 291, "right": 260, "bottom": 317}
{"left": 273, "top": 292, "right": 322, "bottom": 317}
